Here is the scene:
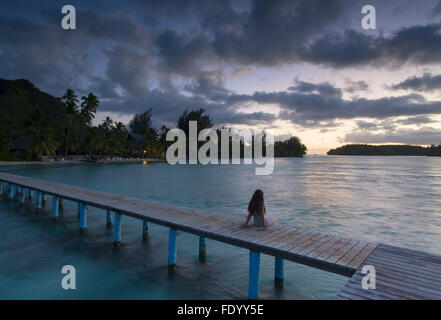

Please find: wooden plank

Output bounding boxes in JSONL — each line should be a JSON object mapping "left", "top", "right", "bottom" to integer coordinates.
{"left": 297, "top": 235, "right": 334, "bottom": 256}
{"left": 326, "top": 239, "right": 359, "bottom": 264}
{"left": 342, "top": 280, "right": 406, "bottom": 300}
{"left": 316, "top": 238, "right": 352, "bottom": 260}
{"left": 339, "top": 243, "right": 441, "bottom": 300}
{"left": 366, "top": 255, "right": 441, "bottom": 280}
{"left": 278, "top": 232, "right": 317, "bottom": 251}
{"left": 271, "top": 230, "right": 309, "bottom": 250}
{"left": 347, "top": 242, "right": 378, "bottom": 269}
{"left": 362, "top": 260, "right": 441, "bottom": 288}
{"left": 350, "top": 273, "right": 441, "bottom": 299}
{"left": 308, "top": 237, "right": 348, "bottom": 259}
{"left": 289, "top": 233, "right": 329, "bottom": 255}
{"left": 336, "top": 241, "right": 368, "bottom": 267}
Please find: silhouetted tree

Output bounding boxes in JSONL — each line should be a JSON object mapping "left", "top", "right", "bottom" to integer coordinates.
{"left": 78, "top": 92, "right": 99, "bottom": 154}
{"left": 61, "top": 88, "right": 79, "bottom": 155}
{"left": 177, "top": 108, "right": 213, "bottom": 136}
{"left": 274, "top": 136, "right": 307, "bottom": 157}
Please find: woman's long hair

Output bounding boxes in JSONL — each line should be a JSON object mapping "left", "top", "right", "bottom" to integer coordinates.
{"left": 248, "top": 189, "right": 265, "bottom": 214}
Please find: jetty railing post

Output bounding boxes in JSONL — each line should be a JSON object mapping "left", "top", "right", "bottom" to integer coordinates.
{"left": 142, "top": 221, "right": 149, "bottom": 240}
{"left": 275, "top": 257, "right": 284, "bottom": 286}
{"left": 8, "top": 184, "right": 13, "bottom": 200}
{"left": 35, "top": 192, "right": 42, "bottom": 212}
{"left": 18, "top": 187, "right": 24, "bottom": 206}
{"left": 52, "top": 196, "right": 60, "bottom": 221}
{"left": 248, "top": 251, "right": 260, "bottom": 300}
{"left": 168, "top": 229, "right": 177, "bottom": 268}
{"left": 199, "top": 236, "right": 207, "bottom": 261}
{"left": 106, "top": 209, "right": 112, "bottom": 228}
{"left": 59, "top": 198, "right": 63, "bottom": 209}
{"left": 79, "top": 203, "right": 87, "bottom": 231}
{"left": 0, "top": 182, "right": 3, "bottom": 196}
{"left": 113, "top": 213, "right": 122, "bottom": 245}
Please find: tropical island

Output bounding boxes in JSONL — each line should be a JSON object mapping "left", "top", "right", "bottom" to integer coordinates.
{"left": 0, "top": 78, "right": 307, "bottom": 162}
{"left": 327, "top": 144, "right": 441, "bottom": 156}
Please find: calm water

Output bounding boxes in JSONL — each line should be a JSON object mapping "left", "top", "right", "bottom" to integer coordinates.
{"left": 1, "top": 156, "right": 441, "bottom": 299}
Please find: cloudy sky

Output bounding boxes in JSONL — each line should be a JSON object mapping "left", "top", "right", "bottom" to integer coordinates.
{"left": 1, "top": 0, "right": 441, "bottom": 154}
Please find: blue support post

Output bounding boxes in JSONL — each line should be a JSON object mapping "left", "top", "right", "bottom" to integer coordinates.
{"left": 52, "top": 196, "right": 60, "bottom": 221}
{"left": 8, "top": 184, "right": 14, "bottom": 200}
{"left": 199, "top": 236, "right": 207, "bottom": 261}
{"left": 18, "top": 187, "right": 24, "bottom": 206}
{"left": 275, "top": 257, "right": 284, "bottom": 286}
{"left": 106, "top": 209, "right": 112, "bottom": 228}
{"left": 35, "top": 192, "right": 42, "bottom": 212}
{"left": 142, "top": 220, "right": 149, "bottom": 239}
{"left": 113, "top": 213, "right": 121, "bottom": 245}
{"left": 79, "top": 203, "right": 87, "bottom": 231}
{"left": 42, "top": 194, "right": 47, "bottom": 204}
{"left": 168, "top": 229, "right": 177, "bottom": 267}
{"left": 248, "top": 251, "right": 260, "bottom": 300}
{"left": 28, "top": 189, "right": 33, "bottom": 201}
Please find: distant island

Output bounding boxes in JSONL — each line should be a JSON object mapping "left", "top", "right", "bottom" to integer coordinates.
{"left": 327, "top": 144, "right": 441, "bottom": 156}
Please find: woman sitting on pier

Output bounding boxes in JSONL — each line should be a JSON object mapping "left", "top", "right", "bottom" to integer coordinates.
{"left": 242, "top": 189, "right": 274, "bottom": 231}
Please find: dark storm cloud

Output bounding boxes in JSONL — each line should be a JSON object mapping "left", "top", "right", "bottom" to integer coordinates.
{"left": 103, "top": 46, "right": 152, "bottom": 96}
{"left": 0, "top": 15, "right": 88, "bottom": 94}
{"left": 288, "top": 80, "right": 342, "bottom": 98}
{"left": 433, "top": 1, "right": 441, "bottom": 16}
{"left": 138, "top": 0, "right": 441, "bottom": 69}
{"left": 300, "top": 23, "right": 441, "bottom": 67}
{"left": 396, "top": 115, "right": 437, "bottom": 125}
{"left": 99, "top": 82, "right": 275, "bottom": 128}
{"left": 211, "top": 0, "right": 347, "bottom": 66}
{"left": 183, "top": 71, "right": 230, "bottom": 100}
{"left": 355, "top": 116, "right": 437, "bottom": 133}
{"left": 344, "top": 80, "right": 370, "bottom": 93}
{"left": 356, "top": 120, "right": 377, "bottom": 130}
{"left": 154, "top": 29, "right": 212, "bottom": 75}
{"left": 391, "top": 73, "right": 441, "bottom": 92}
{"left": 1, "top": 0, "right": 441, "bottom": 130}
{"left": 225, "top": 81, "right": 441, "bottom": 123}
{"left": 345, "top": 128, "right": 441, "bottom": 145}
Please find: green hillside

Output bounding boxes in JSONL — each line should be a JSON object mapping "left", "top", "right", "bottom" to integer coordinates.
{"left": 0, "top": 78, "right": 66, "bottom": 141}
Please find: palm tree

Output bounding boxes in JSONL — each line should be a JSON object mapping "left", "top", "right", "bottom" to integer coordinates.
{"left": 61, "top": 89, "right": 79, "bottom": 156}
{"left": 102, "top": 116, "right": 114, "bottom": 130}
{"left": 78, "top": 93, "right": 99, "bottom": 154}
{"left": 158, "top": 125, "right": 169, "bottom": 152}
{"left": 29, "top": 123, "right": 59, "bottom": 160}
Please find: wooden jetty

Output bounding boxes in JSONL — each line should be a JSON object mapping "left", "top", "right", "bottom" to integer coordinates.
{"left": 1, "top": 172, "right": 441, "bottom": 300}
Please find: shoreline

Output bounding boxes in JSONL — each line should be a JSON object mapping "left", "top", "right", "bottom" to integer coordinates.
{"left": 0, "top": 158, "right": 165, "bottom": 166}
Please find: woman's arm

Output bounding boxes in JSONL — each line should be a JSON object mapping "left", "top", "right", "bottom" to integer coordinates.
{"left": 242, "top": 210, "right": 253, "bottom": 228}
